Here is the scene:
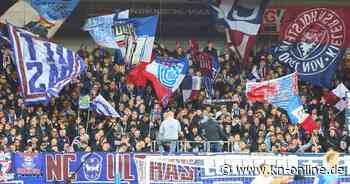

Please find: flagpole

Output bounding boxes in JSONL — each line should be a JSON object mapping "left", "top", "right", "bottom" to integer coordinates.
{"left": 77, "top": 109, "right": 80, "bottom": 135}
{"left": 86, "top": 108, "right": 91, "bottom": 132}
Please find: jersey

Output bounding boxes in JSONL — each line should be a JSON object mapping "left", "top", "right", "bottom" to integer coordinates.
{"left": 251, "top": 175, "right": 274, "bottom": 184}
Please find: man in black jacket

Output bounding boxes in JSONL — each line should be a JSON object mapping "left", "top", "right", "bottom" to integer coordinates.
{"left": 200, "top": 114, "right": 227, "bottom": 152}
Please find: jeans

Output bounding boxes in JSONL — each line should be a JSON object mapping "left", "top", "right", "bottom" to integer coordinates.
{"left": 159, "top": 140, "right": 177, "bottom": 154}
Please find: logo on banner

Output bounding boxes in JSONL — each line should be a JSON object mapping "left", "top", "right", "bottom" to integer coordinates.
{"left": 0, "top": 153, "right": 14, "bottom": 180}
{"left": 158, "top": 64, "right": 182, "bottom": 88}
{"left": 113, "top": 21, "right": 137, "bottom": 48}
{"left": 22, "top": 155, "right": 35, "bottom": 168}
{"left": 274, "top": 8, "right": 346, "bottom": 75}
{"left": 16, "top": 153, "right": 41, "bottom": 175}
{"left": 81, "top": 153, "right": 103, "bottom": 181}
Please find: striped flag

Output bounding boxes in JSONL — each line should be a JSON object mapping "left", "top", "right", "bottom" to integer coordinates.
{"left": 7, "top": 24, "right": 85, "bottom": 105}
{"left": 91, "top": 94, "right": 120, "bottom": 118}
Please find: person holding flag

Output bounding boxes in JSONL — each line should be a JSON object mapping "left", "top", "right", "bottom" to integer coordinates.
{"left": 90, "top": 94, "right": 120, "bottom": 118}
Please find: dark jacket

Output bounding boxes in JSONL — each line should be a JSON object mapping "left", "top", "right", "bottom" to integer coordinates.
{"left": 200, "top": 118, "right": 227, "bottom": 141}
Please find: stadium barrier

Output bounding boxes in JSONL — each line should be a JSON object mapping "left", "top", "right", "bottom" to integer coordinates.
{"left": 0, "top": 152, "right": 349, "bottom": 184}
{"left": 151, "top": 140, "right": 234, "bottom": 152}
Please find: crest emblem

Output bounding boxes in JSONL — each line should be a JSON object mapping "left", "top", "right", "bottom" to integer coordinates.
{"left": 81, "top": 153, "right": 103, "bottom": 181}
{"left": 0, "top": 153, "right": 14, "bottom": 180}
{"left": 296, "top": 25, "right": 327, "bottom": 60}
{"left": 22, "top": 155, "right": 35, "bottom": 169}
{"left": 273, "top": 8, "right": 346, "bottom": 75}
{"left": 158, "top": 63, "right": 183, "bottom": 88}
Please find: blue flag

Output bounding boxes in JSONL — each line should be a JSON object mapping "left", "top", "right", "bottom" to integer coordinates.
{"left": 84, "top": 13, "right": 158, "bottom": 65}
{"left": 8, "top": 24, "right": 85, "bottom": 105}
{"left": 83, "top": 10, "right": 129, "bottom": 49}
{"left": 91, "top": 94, "right": 120, "bottom": 118}
{"left": 203, "top": 75, "right": 214, "bottom": 99}
{"left": 287, "top": 96, "right": 309, "bottom": 125}
{"left": 211, "top": 54, "right": 221, "bottom": 80}
{"left": 270, "top": 7, "right": 350, "bottom": 88}
{"left": 27, "top": 0, "right": 80, "bottom": 22}
{"left": 1, "top": 0, "right": 79, "bottom": 38}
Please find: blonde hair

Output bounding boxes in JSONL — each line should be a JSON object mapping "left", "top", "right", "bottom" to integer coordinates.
{"left": 166, "top": 111, "right": 174, "bottom": 118}
{"left": 325, "top": 149, "right": 340, "bottom": 167}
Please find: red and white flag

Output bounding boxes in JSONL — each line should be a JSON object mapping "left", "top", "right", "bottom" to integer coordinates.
{"left": 323, "top": 83, "right": 349, "bottom": 111}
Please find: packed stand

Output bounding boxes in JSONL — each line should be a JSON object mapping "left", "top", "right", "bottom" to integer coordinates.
{"left": 0, "top": 38, "right": 349, "bottom": 154}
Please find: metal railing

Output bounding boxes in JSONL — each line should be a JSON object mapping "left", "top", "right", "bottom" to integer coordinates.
{"left": 151, "top": 140, "right": 236, "bottom": 152}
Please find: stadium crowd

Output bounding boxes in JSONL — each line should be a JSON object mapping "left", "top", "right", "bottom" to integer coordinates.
{"left": 0, "top": 38, "right": 350, "bottom": 154}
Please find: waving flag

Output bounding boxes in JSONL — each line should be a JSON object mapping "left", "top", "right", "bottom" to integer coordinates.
{"left": 84, "top": 14, "right": 158, "bottom": 65}
{"left": 203, "top": 75, "right": 214, "bottom": 99}
{"left": 190, "top": 42, "right": 220, "bottom": 99}
{"left": 8, "top": 24, "right": 85, "bottom": 105}
{"left": 127, "top": 57, "right": 188, "bottom": 107}
{"left": 209, "top": 0, "right": 269, "bottom": 61}
{"left": 0, "top": 0, "right": 79, "bottom": 38}
{"left": 246, "top": 73, "right": 298, "bottom": 110}
{"left": 191, "top": 50, "right": 213, "bottom": 76}
{"left": 91, "top": 94, "right": 120, "bottom": 118}
{"left": 271, "top": 7, "right": 350, "bottom": 88}
{"left": 181, "top": 75, "right": 201, "bottom": 102}
{"left": 323, "top": 83, "right": 349, "bottom": 111}
{"left": 288, "top": 96, "right": 320, "bottom": 134}
{"left": 83, "top": 10, "right": 129, "bottom": 50}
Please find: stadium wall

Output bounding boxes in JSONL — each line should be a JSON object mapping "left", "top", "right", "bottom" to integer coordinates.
{"left": 1, "top": 152, "right": 350, "bottom": 184}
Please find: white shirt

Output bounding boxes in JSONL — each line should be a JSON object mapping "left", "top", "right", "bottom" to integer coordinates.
{"left": 159, "top": 118, "right": 181, "bottom": 140}
{"left": 251, "top": 175, "right": 273, "bottom": 184}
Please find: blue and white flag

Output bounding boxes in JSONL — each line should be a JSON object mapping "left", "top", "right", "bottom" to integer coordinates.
{"left": 287, "top": 96, "right": 309, "bottom": 124}
{"left": 287, "top": 95, "right": 319, "bottom": 133}
{"left": 127, "top": 57, "right": 188, "bottom": 107}
{"left": 83, "top": 10, "right": 130, "bottom": 49}
{"left": 1, "top": 0, "right": 79, "bottom": 38}
{"left": 209, "top": 0, "right": 269, "bottom": 35}
{"left": 246, "top": 73, "right": 298, "bottom": 110}
{"left": 8, "top": 24, "right": 85, "bottom": 105}
{"left": 114, "top": 15, "right": 158, "bottom": 65}
{"left": 209, "top": 0, "right": 269, "bottom": 61}
{"left": 27, "top": 0, "right": 80, "bottom": 23}
{"left": 91, "top": 94, "right": 120, "bottom": 118}
{"left": 211, "top": 54, "right": 221, "bottom": 80}
{"left": 84, "top": 13, "right": 158, "bottom": 65}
